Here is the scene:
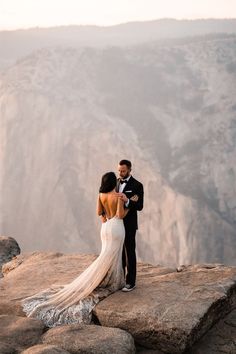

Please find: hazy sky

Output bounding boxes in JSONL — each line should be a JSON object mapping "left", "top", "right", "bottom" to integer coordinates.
{"left": 0, "top": 0, "right": 236, "bottom": 30}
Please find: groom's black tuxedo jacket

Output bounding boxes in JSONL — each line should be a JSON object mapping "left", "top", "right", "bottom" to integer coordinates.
{"left": 117, "top": 176, "right": 144, "bottom": 231}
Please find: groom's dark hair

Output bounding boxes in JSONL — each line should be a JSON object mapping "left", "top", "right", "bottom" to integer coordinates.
{"left": 99, "top": 172, "right": 117, "bottom": 193}
{"left": 119, "top": 159, "right": 132, "bottom": 169}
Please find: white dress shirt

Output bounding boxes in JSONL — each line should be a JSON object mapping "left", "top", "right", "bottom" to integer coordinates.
{"left": 119, "top": 175, "right": 131, "bottom": 207}
{"left": 118, "top": 175, "right": 131, "bottom": 192}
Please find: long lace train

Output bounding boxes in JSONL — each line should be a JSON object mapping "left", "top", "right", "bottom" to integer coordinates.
{"left": 21, "top": 217, "right": 125, "bottom": 327}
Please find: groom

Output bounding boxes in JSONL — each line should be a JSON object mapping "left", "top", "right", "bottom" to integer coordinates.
{"left": 117, "top": 159, "right": 144, "bottom": 292}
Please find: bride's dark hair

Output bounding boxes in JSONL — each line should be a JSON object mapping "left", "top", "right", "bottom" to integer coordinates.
{"left": 99, "top": 172, "right": 117, "bottom": 193}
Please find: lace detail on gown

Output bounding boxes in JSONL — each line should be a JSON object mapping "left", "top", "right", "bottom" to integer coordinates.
{"left": 21, "top": 217, "right": 125, "bottom": 327}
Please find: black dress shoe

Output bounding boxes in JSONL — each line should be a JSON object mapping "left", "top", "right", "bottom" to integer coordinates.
{"left": 121, "top": 284, "right": 136, "bottom": 292}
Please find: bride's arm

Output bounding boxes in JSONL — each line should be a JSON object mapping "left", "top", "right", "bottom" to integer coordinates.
{"left": 97, "top": 194, "right": 103, "bottom": 215}
{"left": 96, "top": 194, "right": 107, "bottom": 222}
{"left": 116, "top": 197, "right": 129, "bottom": 218}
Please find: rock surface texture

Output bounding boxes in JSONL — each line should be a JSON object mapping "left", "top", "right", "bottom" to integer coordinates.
{"left": 0, "top": 314, "right": 45, "bottom": 352}
{"left": 94, "top": 264, "right": 236, "bottom": 353}
{"left": 42, "top": 324, "right": 135, "bottom": 354}
{"left": 0, "top": 246, "right": 235, "bottom": 353}
{"left": 189, "top": 308, "right": 236, "bottom": 354}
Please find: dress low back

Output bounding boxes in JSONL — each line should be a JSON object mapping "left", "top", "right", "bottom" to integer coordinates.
{"left": 21, "top": 216, "right": 125, "bottom": 327}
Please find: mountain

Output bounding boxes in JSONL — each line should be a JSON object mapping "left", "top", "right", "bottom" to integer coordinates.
{"left": 1, "top": 19, "right": 236, "bottom": 69}
{"left": 0, "top": 22, "right": 236, "bottom": 266}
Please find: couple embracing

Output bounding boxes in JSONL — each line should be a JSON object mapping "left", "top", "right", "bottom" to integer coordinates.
{"left": 21, "top": 160, "right": 144, "bottom": 327}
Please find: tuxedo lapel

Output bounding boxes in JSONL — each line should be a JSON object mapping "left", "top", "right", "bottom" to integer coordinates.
{"left": 122, "top": 176, "right": 134, "bottom": 193}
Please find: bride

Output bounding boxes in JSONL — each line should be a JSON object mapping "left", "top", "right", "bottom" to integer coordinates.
{"left": 21, "top": 172, "right": 130, "bottom": 327}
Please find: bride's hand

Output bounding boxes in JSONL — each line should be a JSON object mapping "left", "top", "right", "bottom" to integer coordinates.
{"left": 100, "top": 215, "right": 107, "bottom": 223}
{"left": 130, "top": 194, "right": 139, "bottom": 202}
{"left": 118, "top": 193, "right": 128, "bottom": 203}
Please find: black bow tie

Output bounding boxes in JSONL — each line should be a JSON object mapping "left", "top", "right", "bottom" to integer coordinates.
{"left": 120, "top": 179, "right": 128, "bottom": 184}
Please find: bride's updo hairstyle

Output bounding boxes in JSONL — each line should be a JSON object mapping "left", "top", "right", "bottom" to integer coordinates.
{"left": 99, "top": 172, "right": 117, "bottom": 193}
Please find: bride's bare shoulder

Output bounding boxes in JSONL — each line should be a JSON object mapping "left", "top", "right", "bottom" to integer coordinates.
{"left": 100, "top": 191, "right": 119, "bottom": 196}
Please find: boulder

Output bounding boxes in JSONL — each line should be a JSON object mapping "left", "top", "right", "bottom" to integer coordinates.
{"left": 189, "top": 308, "right": 236, "bottom": 354}
{"left": 0, "top": 314, "right": 45, "bottom": 351}
{"left": 136, "top": 346, "right": 164, "bottom": 354}
{"left": 2, "top": 253, "right": 24, "bottom": 276}
{"left": 94, "top": 264, "right": 236, "bottom": 353}
{"left": 0, "top": 236, "right": 20, "bottom": 276}
{"left": 1, "top": 252, "right": 236, "bottom": 353}
{"left": 0, "top": 341, "right": 17, "bottom": 354}
{"left": 21, "top": 344, "right": 71, "bottom": 354}
{"left": 42, "top": 323, "right": 135, "bottom": 354}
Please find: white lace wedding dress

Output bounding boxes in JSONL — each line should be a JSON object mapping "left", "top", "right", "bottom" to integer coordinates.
{"left": 21, "top": 217, "right": 125, "bottom": 327}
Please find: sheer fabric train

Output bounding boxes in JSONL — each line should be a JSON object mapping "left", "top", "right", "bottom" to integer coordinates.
{"left": 21, "top": 217, "right": 125, "bottom": 327}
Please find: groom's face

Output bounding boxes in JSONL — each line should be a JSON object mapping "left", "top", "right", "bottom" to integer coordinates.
{"left": 118, "top": 164, "right": 131, "bottom": 179}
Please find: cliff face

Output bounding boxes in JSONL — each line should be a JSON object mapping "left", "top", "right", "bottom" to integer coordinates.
{"left": 1, "top": 34, "right": 236, "bottom": 266}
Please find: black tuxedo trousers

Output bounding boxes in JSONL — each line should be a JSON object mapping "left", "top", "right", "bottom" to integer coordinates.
{"left": 117, "top": 176, "right": 144, "bottom": 286}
